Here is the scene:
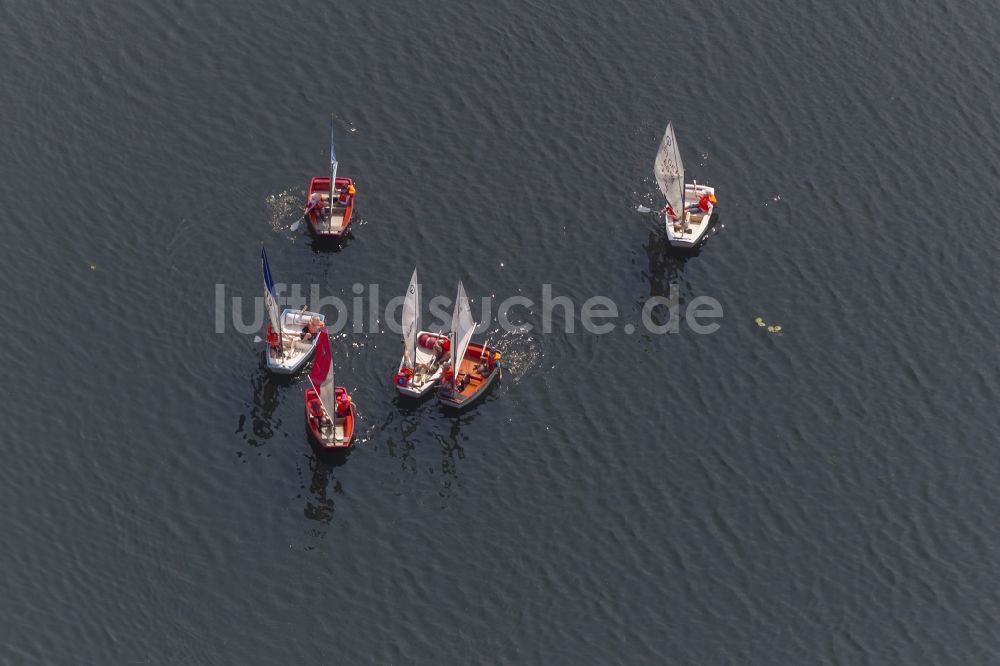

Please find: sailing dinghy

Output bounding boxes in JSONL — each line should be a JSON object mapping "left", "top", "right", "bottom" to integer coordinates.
{"left": 261, "top": 246, "right": 326, "bottom": 374}
{"left": 438, "top": 281, "right": 501, "bottom": 410}
{"left": 305, "top": 329, "right": 356, "bottom": 449}
{"left": 655, "top": 122, "right": 717, "bottom": 248}
{"left": 393, "top": 267, "right": 449, "bottom": 398}
{"left": 306, "top": 117, "right": 355, "bottom": 239}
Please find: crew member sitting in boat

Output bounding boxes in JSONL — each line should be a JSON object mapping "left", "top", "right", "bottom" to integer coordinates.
{"left": 307, "top": 192, "right": 327, "bottom": 221}
{"left": 475, "top": 352, "right": 499, "bottom": 376}
{"left": 432, "top": 335, "right": 450, "bottom": 362}
{"left": 266, "top": 323, "right": 281, "bottom": 354}
{"left": 687, "top": 193, "right": 716, "bottom": 215}
{"left": 308, "top": 397, "right": 329, "bottom": 430}
{"left": 663, "top": 204, "right": 685, "bottom": 232}
{"left": 338, "top": 183, "right": 356, "bottom": 205}
{"left": 395, "top": 366, "right": 414, "bottom": 387}
{"left": 300, "top": 315, "right": 325, "bottom": 341}
{"left": 335, "top": 389, "right": 352, "bottom": 416}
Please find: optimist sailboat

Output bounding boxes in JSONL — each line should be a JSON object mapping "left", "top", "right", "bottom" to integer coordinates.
{"left": 438, "top": 281, "right": 501, "bottom": 410}
{"left": 306, "top": 116, "right": 355, "bottom": 239}
{"left": 304, "top": 329, "right": 356, "bottom": 449}
{"left": 393, "top": 267, "right": 448, "bottom": 398}
{"left": 655, "top": 122, "right": 717, "bottom": 248}
{"left": 261, "top": 246, "right": 326, "bottom": 374}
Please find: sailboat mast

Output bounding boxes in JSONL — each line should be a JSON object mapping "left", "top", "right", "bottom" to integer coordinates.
{"left": 328, "top": 115, "right": 338, "bottom": 223}
{"left": 413, "top": 280, "right": 419, "bottom": 370}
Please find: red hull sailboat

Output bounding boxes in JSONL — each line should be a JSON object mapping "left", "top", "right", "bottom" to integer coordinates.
{"left": 438, "top": 282, "right": 501, "bottom": 410}
{"left": 304, "top": 329, "right": 356, "bottom": 449}
{"left": 305, "top": 117, "right": 355, "bottom": 239}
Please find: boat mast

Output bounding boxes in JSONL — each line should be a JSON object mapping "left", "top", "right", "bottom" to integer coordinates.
{"left": 328, "top": 114, "right": 338, "bottom": 224}
{"left": 413, "top": 279, "right": 419, "bottom": 370}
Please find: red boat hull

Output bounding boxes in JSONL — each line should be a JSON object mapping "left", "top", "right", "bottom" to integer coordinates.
{"left": 305, "top": 387, "right": 356, "bottom": 449}
{"left": 438, "top": 342, "right": 501, "bottom": 410}
{"left": 306, "top": 176, "right": 355, "bottom": 238}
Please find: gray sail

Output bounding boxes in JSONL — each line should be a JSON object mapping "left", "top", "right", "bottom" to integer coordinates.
{"left": 654, "top": 122, "right": 685, "bottom": 217}
{"left": 401, "top": 267, "right": 420, "bottom": 368}
{"left": 451, "top": 281, "right": 476, "bottom": 374}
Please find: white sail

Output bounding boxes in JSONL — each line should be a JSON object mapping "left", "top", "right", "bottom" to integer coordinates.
{"left": 654, "top": 122, "right": 685, "bottom": 218}
{"left": 328, "top": 117, "right": 338, "bottom": 210}
{"left": 450, "top": 281, "right": 476, "bottom": 376}
{"left": 401, "top": 268, "right": 420, "bottom": 368}
{"left": 320, "top": 349, "right": 336, "bottom": 413}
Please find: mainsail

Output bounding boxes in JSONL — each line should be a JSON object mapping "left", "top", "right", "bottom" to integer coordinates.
{"left": 654, "top": 122, "right": 685, "bottom": 219}
{"left": 260, "top": 246, "right": 282, "bottom": 339}
{"left": 328, "top": 117, "right": 339, "bottom": 212}
{"left": 450, "top": 281, "right": 476, "bottom": 380}
{"left": 310, "top": 329, "right": 336, "bottom": 415}
{"left": 401, "top": 268, "right": 420, "bottom": 368}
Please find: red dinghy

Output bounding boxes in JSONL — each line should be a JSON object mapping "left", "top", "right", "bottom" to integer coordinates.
{"left": 438, "top": 282, "right": 502, "bottom": 410}
{"left": 304, "top": 329, "right": 356, "bottom": 449}
{"left": 306, "top": 176, "right": 355, "bottom": 238}
{"left": 305, "top": 118, "right": 356, "bottom": 239}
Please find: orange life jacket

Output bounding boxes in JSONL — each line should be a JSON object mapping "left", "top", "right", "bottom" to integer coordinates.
{"left": 309, "top": 399, "right": 324, "bottom": 419}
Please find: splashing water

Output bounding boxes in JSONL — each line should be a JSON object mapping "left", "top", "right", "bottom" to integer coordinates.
{"left": 265, "top": 188, "right": 304, "bottom": 232}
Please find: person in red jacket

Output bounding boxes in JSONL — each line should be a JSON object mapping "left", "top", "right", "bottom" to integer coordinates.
{"left": 687, "top": 192, "right": 717, "bottom": 214}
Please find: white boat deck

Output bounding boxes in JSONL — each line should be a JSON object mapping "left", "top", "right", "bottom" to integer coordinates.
{"left": 265, "top": 309, "right": 325, "bottom": 374}
{"left": 666, "top": 184, "right": 716, "bottom": 247}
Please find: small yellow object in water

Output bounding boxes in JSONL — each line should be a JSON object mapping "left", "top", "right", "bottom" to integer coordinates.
{"left": 755, "top": 317, "right": 766, "bottom": 327}
{"left": 89, "top": 263, "right": 97, "bottom": 271}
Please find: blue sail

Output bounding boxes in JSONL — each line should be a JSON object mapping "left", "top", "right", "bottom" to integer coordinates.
{"left": 260, "top": 245, "right": 282, "bottom": 336}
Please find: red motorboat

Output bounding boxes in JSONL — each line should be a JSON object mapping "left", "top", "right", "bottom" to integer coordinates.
{"left": 304, "top": 329, "right": 356, "bottom": 449}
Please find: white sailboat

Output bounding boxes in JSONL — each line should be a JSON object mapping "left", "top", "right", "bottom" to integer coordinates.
{"left": 655, "top": 122, "right": 717, "bottom": 248}
{"left": 393, "top": 267, "right": 448, "bottom": 398}
{"left": 261, "top": 246, "right": 326, "bottom": 374}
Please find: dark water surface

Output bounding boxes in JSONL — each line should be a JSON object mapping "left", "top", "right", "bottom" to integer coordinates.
{"left": 2, "top": 0, "right": 999, "bottom": 662}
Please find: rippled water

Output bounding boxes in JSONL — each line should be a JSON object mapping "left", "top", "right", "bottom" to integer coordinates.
{"left": 2, "top": 0, "right": 998, "bottom": 662}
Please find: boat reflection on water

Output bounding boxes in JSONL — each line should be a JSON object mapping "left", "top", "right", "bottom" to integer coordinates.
{"left": 236, "top": 367, "right": 289, "bottom": 448}
{"left": 643, "top": 230, "right": 697, "bottom": 329}
{"left": 301, "top": 450, "right": 348, "bottom": 524}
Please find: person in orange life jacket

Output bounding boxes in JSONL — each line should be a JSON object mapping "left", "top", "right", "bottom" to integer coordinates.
{"left": 441, "top": 362, "right": 455, "bottom": 385}
{"left": 433, "top": 335, "right": 451, "bottom": 362}
{"left": 395, "top": 365, "right": 414, "bottom": 387}
{"left": 687, "top": 192, "right": 716, "bottom": 214}
{"left": 335, "top": 392, "right": 352, "bottom": 415}
{"left": 266, "top": 323, "right": 281, "bottom": 351}
{"left": 338, "top": 183, "right": 356, "bottom": 205}
{"left": 307, "top": 192, "right": 326, "bottom": 221}
{"left": 308, "top": 398, "right": 327, "bottom": 428}
{"left": 300, "top": 315, "right": 324, "bottom": 341}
